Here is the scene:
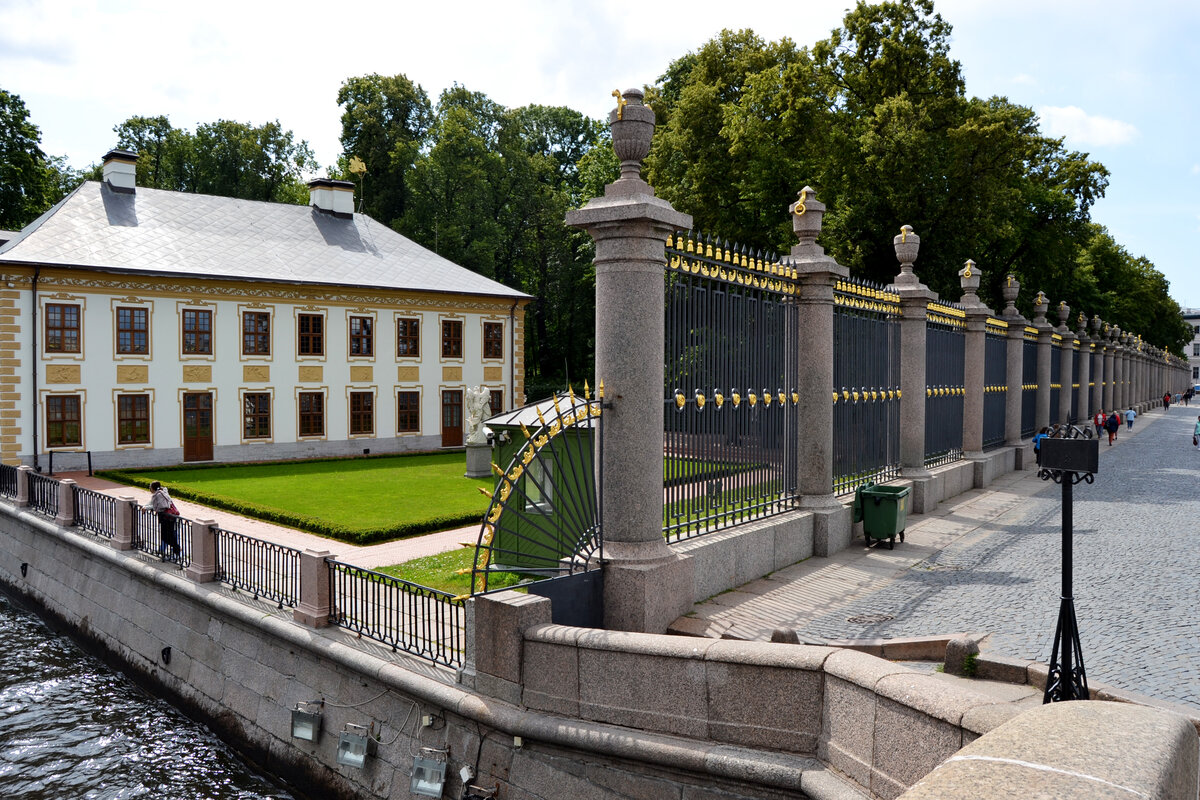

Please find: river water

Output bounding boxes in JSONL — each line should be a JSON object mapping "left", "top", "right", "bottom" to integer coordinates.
{"left": 0, "top": 590, "right": 295, "bottom": 800}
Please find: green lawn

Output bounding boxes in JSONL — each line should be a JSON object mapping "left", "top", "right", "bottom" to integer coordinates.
{"left": 378, "top": 547, "right": 526, "bottom": 596}
{"left": 98, "top": 453, "right": 493, "bottom": 544}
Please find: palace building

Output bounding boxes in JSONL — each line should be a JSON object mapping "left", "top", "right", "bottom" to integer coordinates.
{"left": 0, "top": 150, "right": 529, "bottom": 469}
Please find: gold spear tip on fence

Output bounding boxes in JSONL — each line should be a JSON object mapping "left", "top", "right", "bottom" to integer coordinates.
{"left": 477, "top": 487, "right": 493, "bottom": 499}
{"left": 597, "top": 379, "right": 605, "bottom": 400}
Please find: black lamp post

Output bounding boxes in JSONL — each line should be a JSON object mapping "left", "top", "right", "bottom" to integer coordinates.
{"left": 1037, "top": 424, "right": 1099, "bottom": 703}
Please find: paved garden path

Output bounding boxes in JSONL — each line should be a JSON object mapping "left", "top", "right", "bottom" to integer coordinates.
{"left": 58, "top": 473, "right": 472, "bottom": 569}
{"left": 683, "top": 404, "right": 1200, "bottom": 711}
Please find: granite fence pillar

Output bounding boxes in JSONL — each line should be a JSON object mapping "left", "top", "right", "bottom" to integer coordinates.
{"left": 891, "top": 226, "right": 936, "bottom": 492}
{"left": 1103, "top": 325, "right": 1116, "bottom": 411}
{"left": 185, "top": 519, "right": 218, "bottom": 583}
{"left": 958, "top": 261, "right": 989, "bottom": 458}
{"left": 1111, "top": 328, "right": 1124, "bottom": 410}
{"left": 293, "top": 549, "right": 334, "bottom": 628}
{"left": 1055, "top": 303, "right": 1074, "bottom": 426}
{"left": 15, "top": 465, "right": 31, "bottom": 507}
{"left": 112, "top": 496, "right": 135, "bottom": 551}
{"left": 566, "top": 88, "right": 694, "bottom": 634}
{"left": 54, "top": 478, "right": 76, "bottom": 527}
{"left": 1001, "top": 276, "right": 1027, "bottom": 452}
{"left": 788, "top": 188, "right": 850, "bottom": 554}
{"left": 1075, "top": 317, "right": 1092, "bottom": 423}
{"left": 1091, "top": 316, "right": 1105, "bottom": 414}
{"left": 1032, "top": 293, "right": 1053, "bottom": 430}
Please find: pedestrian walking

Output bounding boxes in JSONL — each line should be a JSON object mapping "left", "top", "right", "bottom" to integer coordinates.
{"left": 1194, "top": 415, "right": 1200, "bottom": 449}
{"left": 1163, "top": 392, "right": 1171, "bottom": 411}
{"left": 1033, "top": 426, "right": 1050, "bottom": 466}
{"left": 145, "top": 481, "right": 182, "bottom": 563}
{"left": 1105, "top": 411, "right": 1120, "bottom": 446}
{"left": 1125, "top": 407, "right": 1136, "bottom": 430}
{"left": 1093, "top": 409, "right": 1106, "bottom": 438}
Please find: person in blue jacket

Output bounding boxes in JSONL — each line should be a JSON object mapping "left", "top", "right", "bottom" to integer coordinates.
{"left": 1032, "top": 426, "right": 1050, "bottom": 465}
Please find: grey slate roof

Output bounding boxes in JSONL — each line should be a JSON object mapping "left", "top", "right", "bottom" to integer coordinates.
{"left": 0, "top": 181, "right": 528, "bottom": 299}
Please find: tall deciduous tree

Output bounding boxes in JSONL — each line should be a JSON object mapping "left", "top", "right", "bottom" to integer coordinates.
{"left": 337, "top": 74, "right": 432, "bottom": 225}
{"left": 0, "top": 88, "right": 52, "bottom": 229}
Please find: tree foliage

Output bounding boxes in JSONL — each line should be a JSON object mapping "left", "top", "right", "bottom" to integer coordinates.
{"left": 0, "top": 89, "right": 83, "bottom": 229}
{"left": 643, "top": 0, "right": 1187, "bottom": 353}
{"left": 112, "top": 116, "right": 316, "bottom": 203}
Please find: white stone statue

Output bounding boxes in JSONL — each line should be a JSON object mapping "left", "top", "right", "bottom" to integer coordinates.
{"left": 465, "top": 384, "right": 492, "bottom": 446}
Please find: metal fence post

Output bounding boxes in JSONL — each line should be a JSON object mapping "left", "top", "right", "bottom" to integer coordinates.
{"left": 185, "top": 519, "right": 218, "bottom": 583}
{"left": 958, "top": 261, "right": 991, "bottom": 460}
{"left": 15, "top": 465, "right": 32, "bottom": 507}
{"left": 54, "top": 478, "right": 76, "bottom": 527}
{"left": 788, "top": 188, "right": 850, "bottom": 552}
{"left": 112, "top": 497, "right": 135, "bottom": 551}
{"left": 293, "top": 549, "right": 333, "bottom": 628}
{"left": 566, "top": 88, "right": 694, "bottom": 634}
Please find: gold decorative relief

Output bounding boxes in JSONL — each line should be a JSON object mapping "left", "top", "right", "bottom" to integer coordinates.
{"left": 116, "top": 365, "right": 148, "bottom": 383}
{"left": 349, "top": 365, "right": 373, "bottom": 383}
{"left": 397, "top": 366, "right": 420, "bottom": 382}
{"left": 182, "top": 365, "right": 212, "bottom": 383}
{"left": 483, "top": 366, "right": 503, "bottom": 381}
{"left": 442, "top": 366, "right": 462, "bottom": 382}
{"left": 298, "top": 366, "right": 323, "bottom": 382}
{"left": 243, "top": 365, "right": 270, "bottom": 382}
{"left": 45, "top": 365, "right": 80, "bottom": 384}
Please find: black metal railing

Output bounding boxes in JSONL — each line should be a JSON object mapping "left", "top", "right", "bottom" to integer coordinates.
{"left": 983, "top": 322, "right": 1007, "bottom": 450}
{"left": 214, "top": 528, "right": 302, "bottom": 609}
{"left": 328, "top": 560, "right": 466, "bottom": 668}
{"left": 833, "top": 277, "right": 901, "bottom": 494}
{"left": 1021, "top": 333, "right": 1038, "bottom": 438}
{"left": 28, "top": 472, "right": 58, "bottom": 517}
{"left": 924, "top": 302, "right": 965, "bottom": 467}
{"left": 73, "top": 486, "right": 118, "bottom": 538}
{"left": 0, "top": 464, "right": 17, "bottom": 499}
{"left": 663, "top": 232, "right": 799, "bottom": 540}
{"left": 134, "top": 506, "right": 191, "bottom": 567}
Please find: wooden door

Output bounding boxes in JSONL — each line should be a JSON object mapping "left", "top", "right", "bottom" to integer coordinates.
{"left": 441, "top": 390, "right": 463, "bottom": 447}
{"left": 183, "top": 392, "right": 213, "bottom": 461}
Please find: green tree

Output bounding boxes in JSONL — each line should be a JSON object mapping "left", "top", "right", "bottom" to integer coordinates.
{"left": 337, "top": 73, "right": 433, "bottom": 226}
{"left": 0, "top": 88, "right": 51, "bottom": 229}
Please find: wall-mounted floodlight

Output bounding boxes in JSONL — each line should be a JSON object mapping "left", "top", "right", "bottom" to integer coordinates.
{"left": 337, "top": 723, "right": 372, "bottom": 769}
{"left": 290, "top": 701, "right": 323, "bottom": 742}
{"left": 410, "top": 748, "right": 448, "bottom": 797}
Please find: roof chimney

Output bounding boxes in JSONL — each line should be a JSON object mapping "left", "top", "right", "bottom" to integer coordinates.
{"left": 102, "top": 149, "right": 139, "bottom": 193}
{"left": 307, "top": 178, "right": 355, "bottom": 217}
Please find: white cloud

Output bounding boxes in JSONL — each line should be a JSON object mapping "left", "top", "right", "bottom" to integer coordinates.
{"left": 1038, "top": 105, "right": 1139, "bottom": 147}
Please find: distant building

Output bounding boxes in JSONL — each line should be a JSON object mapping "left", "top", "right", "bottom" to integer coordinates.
{"left": 1184, "top": 308, "right": 1200, "bottom": 385}
{"left": 0, "top": 149, "right": 529, "bottom": 469}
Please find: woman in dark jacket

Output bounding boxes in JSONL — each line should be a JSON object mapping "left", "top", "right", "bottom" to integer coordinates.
{"left": 1105, "top": 412, "right": 1121, "bottom": 446}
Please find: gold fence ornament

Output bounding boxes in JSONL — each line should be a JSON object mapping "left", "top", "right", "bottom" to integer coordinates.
{"left": 748, "top": 391, "right": 758, "bottom": 407}
{"left": 732, "top": 391, "right": 741, "bottom": 407}
{"left": 714, "top": 390, "right": 725, "bottom": 408}
{"left": 695, "top": 391, "right": 706, "bottom": 410}
{"left": 795, "top": 188, "right": 808, "bottom": 216}
{"left": 675, "top": 391, "right": 686, "bottom": 409}
{"left": 612, "top": 89, "right": 626, "bottom": 120}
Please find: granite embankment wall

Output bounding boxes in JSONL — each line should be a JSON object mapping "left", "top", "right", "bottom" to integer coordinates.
{"left": 3, "top": 497, "right": 1197, "bottom": 800}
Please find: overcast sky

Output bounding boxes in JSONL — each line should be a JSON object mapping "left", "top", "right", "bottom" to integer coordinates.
{"left": 3, "top": 0, "right": 1198, "bottom": 308}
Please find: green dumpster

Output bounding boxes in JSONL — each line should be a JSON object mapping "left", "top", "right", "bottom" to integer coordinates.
{"left": 852, "top": 482, "right": 910, "bottom": 549}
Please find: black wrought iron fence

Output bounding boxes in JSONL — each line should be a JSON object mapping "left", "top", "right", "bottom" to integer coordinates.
{"left": 1021, "top": 331, "right": 1038, "bottom": 437}
{"left": 0, "top": 464, "right": 17, "bottom": 499}
{"left": 833, "top": 277, "right": 900, "bottom": 494}
{"left": 328, "top": 560, "right": 465, "bottom": 668}
{"left": 983, "top": 320, "right": 1008, "bottom": 450}
{"left": 1050, "top": 341, "right": 1062, "bottom": 425}
{"left": 134, "top": 506, "right": 191, "bottom": 567}
{"left": 73, "top": 486, "right": 119, "bottom": 538}
{"left": 214, "top": 528, "right": 302, "bottom": 609}
{"left": 28, "top": 472, "right": 58, "bottom": 517}
{"left": 663, "top": 232, "right": 799, "bottom": 540}
{"left": 924, "top": 302, "right": 965, "bottom": 467}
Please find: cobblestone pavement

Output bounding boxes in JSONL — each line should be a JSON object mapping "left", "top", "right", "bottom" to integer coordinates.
{"left": 692, "top": 407, "right": 1200, "bottom": 711}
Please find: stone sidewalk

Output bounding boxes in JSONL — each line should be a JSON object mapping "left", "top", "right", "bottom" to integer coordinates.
{"left": 676, "top": 405, "right": 1200, "bottom": 713}
{"left": 58, "top": 472, "right": 473, "bottom": 569}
